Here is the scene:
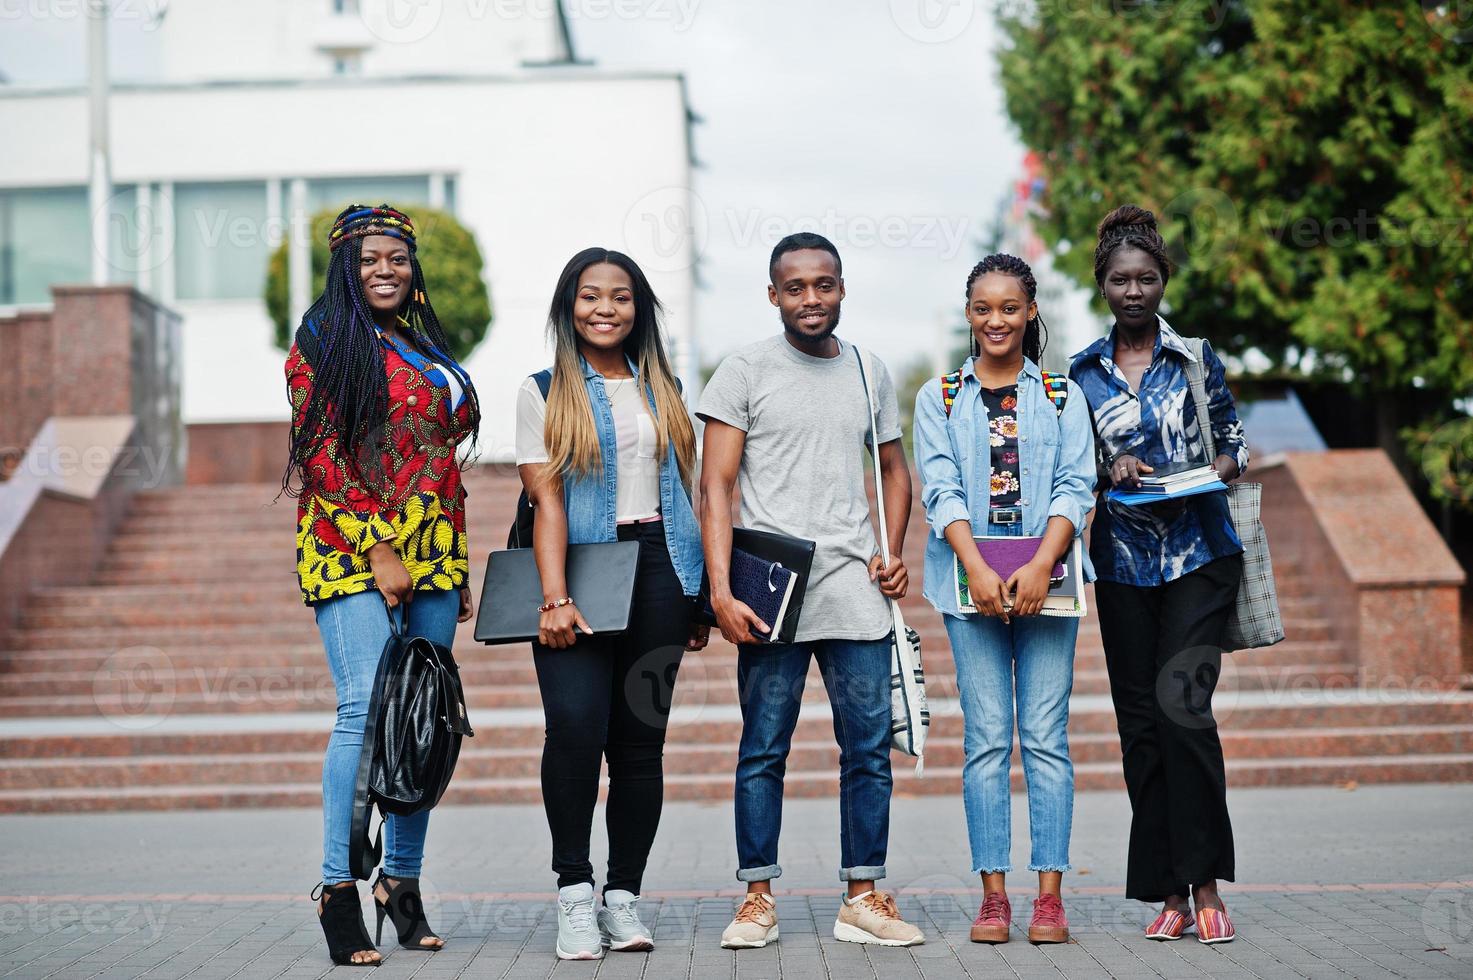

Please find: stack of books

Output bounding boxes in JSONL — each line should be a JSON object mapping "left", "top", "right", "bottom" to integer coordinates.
{"left": 1106, "top": 462, "right": 1227, "bottom": 506}
{"left": 1135, "top": 462, "right": 1223, "bottom": 494}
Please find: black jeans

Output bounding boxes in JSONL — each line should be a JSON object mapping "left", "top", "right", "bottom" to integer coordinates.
{"left": 1094, "top": 553, "right": 1242, "bottom": 903}
{"left": 531, "top": 521, "right": 692, "bottom": 894}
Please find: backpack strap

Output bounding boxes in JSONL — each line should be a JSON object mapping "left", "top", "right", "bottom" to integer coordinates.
{"left": 939, "top": 370, "right": 964, "bottom": 418}
{"left": 1040, "top": 371, "right": 1069, "bottom": 416}
{"left": 532, "top": 368, "right": 552, "bottom": 400}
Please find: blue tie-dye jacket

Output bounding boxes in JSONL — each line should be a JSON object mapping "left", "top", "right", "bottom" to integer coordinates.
{"left": 1068, "top": 317, "right": 1249, "bottom": 587}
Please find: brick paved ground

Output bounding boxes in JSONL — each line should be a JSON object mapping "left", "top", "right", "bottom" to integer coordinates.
{"left": 4, "top": 786, "right": 1472, "bottom": 978}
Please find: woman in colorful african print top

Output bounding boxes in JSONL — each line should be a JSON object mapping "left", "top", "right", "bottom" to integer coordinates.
{"left": 283, "top": 204, "right": 479, "bottom": 967}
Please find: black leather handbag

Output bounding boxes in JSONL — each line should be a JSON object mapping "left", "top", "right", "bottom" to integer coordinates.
{"left": 349, "top": 600, "right": 475, "bottom": 880}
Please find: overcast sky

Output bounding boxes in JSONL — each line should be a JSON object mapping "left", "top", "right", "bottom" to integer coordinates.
{"left": 0, "top": 1, "right": 1082, "bottom": 376}
{"left": 567, "top": 1, "right": 1029, "bottom": 375}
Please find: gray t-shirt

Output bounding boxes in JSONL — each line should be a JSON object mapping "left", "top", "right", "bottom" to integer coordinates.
{"left": 697, "top": 335, "right": 902, "bottom": 642}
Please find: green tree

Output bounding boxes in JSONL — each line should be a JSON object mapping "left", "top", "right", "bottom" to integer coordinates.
{"left": 266, "top": 207, "right": 493, "bottom": 360}
{"left": 997, "top": 0, "right": 1472, "bottom": 505}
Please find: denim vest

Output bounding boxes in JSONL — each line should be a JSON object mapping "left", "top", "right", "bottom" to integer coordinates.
{"left": 913, "top": 356, "right": 1098, "bottom": 616}
{"left": 560, "top": 357, "right": 704, "bottom": 597}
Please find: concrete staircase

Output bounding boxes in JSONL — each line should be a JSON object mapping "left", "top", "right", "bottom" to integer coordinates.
{"left": 2, "top": 468, "right": 1471, "bottom": 813}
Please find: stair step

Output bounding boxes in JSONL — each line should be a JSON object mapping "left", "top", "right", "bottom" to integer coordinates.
{"left": 8, "top": 726, "right": 1472, "bottom": 792}
{"left": 0, "top": 752, "right": 1468, "bottom": 813}
{"left": 0, "top": 660, "right": 1361, "bottom": 704}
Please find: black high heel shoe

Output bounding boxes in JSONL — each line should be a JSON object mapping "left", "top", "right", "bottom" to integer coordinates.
{"left": 373, "top": 872, "right": 443, "bottom": 951}
{"left": 313, "top": 881, "right": 380, "bottom": 967}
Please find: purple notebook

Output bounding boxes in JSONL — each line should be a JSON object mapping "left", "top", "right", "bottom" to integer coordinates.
{"left": 974, "top": 536, "right": 1065, "bottom": 581}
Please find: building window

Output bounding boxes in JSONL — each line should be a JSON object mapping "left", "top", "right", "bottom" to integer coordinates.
{"left": 332, "top": 53, "right": 362, "bottom": 75}
{"left": 0, "top": 187, "right": 89, "bottom": 306}
{"left": 308, "top": 176, "right": 433, "bottom": 217}
{"left": 173, "top": 182, "right": 269, "bottom": 301}
{"left": 332, "top": 0, "right": 360, "bottom": 14}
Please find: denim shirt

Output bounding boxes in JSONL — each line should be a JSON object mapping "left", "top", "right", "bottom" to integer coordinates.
{"left": 560, "top": 357, "right": 705, "bottom": 597}
{"left": 1068, "top": 316, "right": 1249, "bottom": 587}
{"left": 913, "top": 356, "right": 1098, "bottom": 616}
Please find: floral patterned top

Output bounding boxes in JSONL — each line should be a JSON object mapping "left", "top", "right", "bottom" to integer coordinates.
{"left": 979, "top": 384, "right": 1022, "bottom": 509}
{"left": 286, "top": 328, "right": 475, "bottom": 605}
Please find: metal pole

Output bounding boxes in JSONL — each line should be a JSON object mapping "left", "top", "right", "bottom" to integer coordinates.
{"left": 88, "top": 0, "right": 111, "bottom": 285}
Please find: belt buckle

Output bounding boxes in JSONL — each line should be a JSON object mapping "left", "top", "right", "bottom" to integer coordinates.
{"left": 991, "top": 507, "right": 1022, "bottom": 526}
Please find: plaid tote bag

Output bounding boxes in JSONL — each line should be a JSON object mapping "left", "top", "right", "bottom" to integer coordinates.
{"left": 1183, "top": 338, "right": 1285, "bottom": 651}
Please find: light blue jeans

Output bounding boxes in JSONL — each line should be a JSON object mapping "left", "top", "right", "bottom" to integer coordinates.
{"left": 944, "top": 522, "right": 1077, "bottom": 874}
{"left": 315, "top": 588, "right": 460, "bottom": 885}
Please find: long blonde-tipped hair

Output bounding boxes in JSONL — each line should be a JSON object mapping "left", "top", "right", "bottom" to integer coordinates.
{"left": 541, "top": 248, "right": 697, "bottom": 488}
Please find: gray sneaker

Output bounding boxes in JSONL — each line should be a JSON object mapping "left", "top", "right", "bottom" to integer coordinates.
{"left": 556, "top": 883, "right": 604, "bottom": 960}
{"left": 598, "top": 889, "right": 654, "bottom": 951}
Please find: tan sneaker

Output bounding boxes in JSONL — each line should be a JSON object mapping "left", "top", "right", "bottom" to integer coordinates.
{"left": 833, "top": 891, "right": 925, "bottom": 946}
{"left": 720, "top": 892, "right": 778, "bottom": 949}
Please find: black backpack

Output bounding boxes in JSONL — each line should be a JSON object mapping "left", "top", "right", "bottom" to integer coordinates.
{"left": 506, "top": 370, "right": 552, "bottom": 549}
{"left": 349, "top": 601, "right": 474, "bottom": 880}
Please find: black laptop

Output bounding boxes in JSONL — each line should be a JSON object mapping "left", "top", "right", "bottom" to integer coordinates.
{"left": 474, "top": 541, "right": 640, "bottom": 645}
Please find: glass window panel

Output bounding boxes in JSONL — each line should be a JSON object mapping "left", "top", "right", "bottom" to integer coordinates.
{"left": 0, "top": 187, "right": 90, "bottom": 306}
{"left": 443, "top": 175, "right": 457, "bottom": 215}
{"left": 173, "top": 181, "right": 269, "bottom": 301}
{"left": 307, "top": 176, "right": 431, "bottom": 218}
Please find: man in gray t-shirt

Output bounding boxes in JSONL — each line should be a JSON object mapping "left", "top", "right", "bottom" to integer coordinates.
{"left": 698, "top": 233, "right": 924, "bottom": 949}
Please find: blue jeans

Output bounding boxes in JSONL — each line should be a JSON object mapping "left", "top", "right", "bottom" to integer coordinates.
{"left": 315, "top": 588, "right": 460, "bottom": 885}
{"left": 943, "top": 518, "right": 1077, "bottom": 874}
{"left": 734, "top": 637, "right": 893, "bottom": 882}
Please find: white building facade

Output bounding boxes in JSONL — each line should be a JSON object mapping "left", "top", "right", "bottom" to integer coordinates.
{"left": 0, "top": 1, "right": 699, "bottom": 461}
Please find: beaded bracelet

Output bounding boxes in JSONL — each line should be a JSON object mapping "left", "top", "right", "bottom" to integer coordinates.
{"left": 538, "top": 597, "right": 574, "bottom": 613}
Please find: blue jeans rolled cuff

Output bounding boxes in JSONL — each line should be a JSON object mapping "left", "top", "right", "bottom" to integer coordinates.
{"left": 737, "top": 864, "right": 782, "bottom": 883}
{"left": 841, "top": 864, "right": 887, "bottom": 882}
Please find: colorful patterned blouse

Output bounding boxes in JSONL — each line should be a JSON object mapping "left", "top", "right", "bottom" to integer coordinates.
{"left": 1068, "top": 317, "right": 1249, "bottom": 587}
{"left": 286, "top": 329, "right": 475, "bottom": 605}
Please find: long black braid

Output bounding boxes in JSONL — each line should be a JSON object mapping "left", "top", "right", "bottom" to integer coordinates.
{"left": 282, "top": 203, "right": 480, "bottom": 499}
{"left": 965, "top": 252, "right": 1050, "bottom": 364}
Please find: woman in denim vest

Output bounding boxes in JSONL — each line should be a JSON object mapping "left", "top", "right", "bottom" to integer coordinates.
{"left": 913, "top": 254, "right": 1096, "bottom": 945}
{"left": 514, "top": 247, "right": 707, "bottom": 960}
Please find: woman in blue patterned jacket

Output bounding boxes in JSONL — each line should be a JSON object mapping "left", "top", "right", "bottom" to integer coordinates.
{"left": 1068, "top": 205, "right": 1249, "bottom": 946}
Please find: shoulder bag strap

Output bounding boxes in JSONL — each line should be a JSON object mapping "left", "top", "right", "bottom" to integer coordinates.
{"left": 1181, "top": 337, "right": 1218, "bottom": 464}
{"left": 348, "top": 600, "right": 404, "bottom": 879}
{"left": 854, "top": 347, "right": 893, "bottom": 569}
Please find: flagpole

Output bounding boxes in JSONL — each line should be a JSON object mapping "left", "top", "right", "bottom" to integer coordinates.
{"left": 88, "top": 0, "right": 111, "bottom": 285}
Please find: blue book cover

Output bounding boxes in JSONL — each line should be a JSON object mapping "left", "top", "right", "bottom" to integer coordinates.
{"left": 702, "top": 548, "right": 798, "bottom": 641}
{"left": 1106, "top": 480, "right": 1228, "bottom": 507}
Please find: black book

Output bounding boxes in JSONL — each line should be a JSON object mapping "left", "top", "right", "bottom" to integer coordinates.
{"left": 697, "top": 528, "right": 816, "bottom": 644}
{"left": 474, "top": 541, "right": 640, "bottom": 645}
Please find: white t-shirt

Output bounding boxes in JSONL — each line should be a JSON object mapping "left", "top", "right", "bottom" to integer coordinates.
{"left": 514, "top": 376, "right": 662, "bottom": 523}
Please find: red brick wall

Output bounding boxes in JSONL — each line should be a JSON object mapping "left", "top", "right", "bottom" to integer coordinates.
{"left": 185, "top": 422, "right": 292, "bottom": 485}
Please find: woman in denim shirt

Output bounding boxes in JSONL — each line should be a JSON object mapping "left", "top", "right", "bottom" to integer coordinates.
{"left": 914, "top": 254, "right": 1096, "bottom": 946}
{"left": 1068, "top": 206, "right": 1249, "bottom": 945}
{"left": 515, "top": 248, "right": 708, "bottom": 960}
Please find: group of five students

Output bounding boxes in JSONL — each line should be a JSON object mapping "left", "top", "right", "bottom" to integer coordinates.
{"left": 286, "top": 201, "right": 1248, "bottom": 966}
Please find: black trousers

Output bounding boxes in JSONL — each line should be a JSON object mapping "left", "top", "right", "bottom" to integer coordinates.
{"left": 1094, "top": 553, "right": 1242, "bottom": 902}
{"left": 531, "top": 521, "right": 692, "bottom": 894}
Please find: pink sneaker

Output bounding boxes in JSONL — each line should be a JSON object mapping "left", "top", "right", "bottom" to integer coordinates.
{"left": 969, "top": 892, "right": 1011, "bottom": 944}
{"left": 1028, "top": 893, "right": 1069, "bottom": 944}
